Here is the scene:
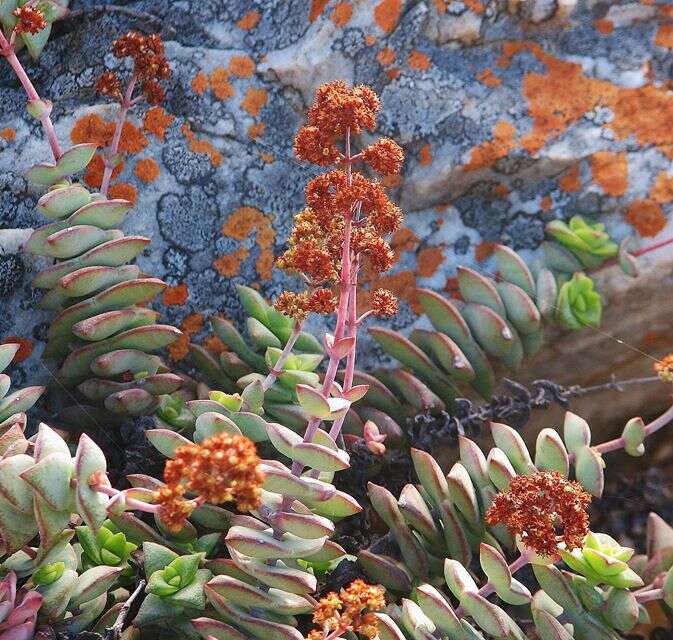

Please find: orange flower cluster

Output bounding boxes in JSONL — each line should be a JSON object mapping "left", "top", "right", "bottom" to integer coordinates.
{"left": 655, "top": 353, "right": 673, "bottom": 382}
{"left": 306, "top": 579, "right": 386, "bottom": 640}
{"left": 12, "top": 6, "right": 46, "bottom": 35}
{"left": 371, "top": 288, "right": 398, "bottom": 317}
{"left": 486, "top": 471, "right": 591, "bottom": 557}
{"left": 155, "top": 432, "right": 264, "bottom": 531}
{"left": 275, "top": 81, "right": 405, "bottom": 321}
{"left": 98, "top": 32, "right": 171, "bottom": 105}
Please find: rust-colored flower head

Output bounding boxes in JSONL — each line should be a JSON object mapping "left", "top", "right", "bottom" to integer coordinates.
{"left": 371, "top": 288, "right": 398, "bottom": 317}
{"left": 153, "top": 483, "right": 195, "bottom": 532}
{"left": 163, "top": 432, "right": 264, "bottom": 512}
{"left": 307, "top": 81, "right": 380, "bottom": 137}
{"left": 96, "top": 71, "right": 123, "bottom": 101}
{"left": 362, "top": 138, "right": 404, "bottom": 175}
{"left": 100, "top": 32, "right": 171, "bottom": 104}
{"left": 12, "top": 6, "right": 47, "bottom": 35}
{"left": 655, "top": 354, "right": 673, "bottom": 382}
{"left": 275, "top": 82, "right": 404, "bottom": 322}
{"left": 307, "top": 579, "right": 386, "bottom": 640}
{"left": 485, "top": 471, "right": 591, "bottom": 557}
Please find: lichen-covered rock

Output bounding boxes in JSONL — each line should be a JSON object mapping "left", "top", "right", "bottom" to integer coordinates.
{"left": 1, "top": 0, "right": 672, "bottom": 408}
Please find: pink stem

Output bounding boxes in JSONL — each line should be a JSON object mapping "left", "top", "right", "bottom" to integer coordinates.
{"left": 262, "top": 321, "right": 302, "bottom": 391}
{"left": 100, "top": 74, "right": 137, "bottom": 197}
{"left": 632, "top": 236, "right": 673, "bottom": 257}
{"left": 568, "top": 402, "right": 673, "bottom": 461}
{"left": 635, "top": 588, "right": 664, "bottom": 604}
{"left": 0, "top": 31, "right": 62, "bottom": 160}
{"left": 281, "top": 128, "right": 357, "bottom": 506}
{"left": 454, "top": 552, "right": 530, "bottom": 618}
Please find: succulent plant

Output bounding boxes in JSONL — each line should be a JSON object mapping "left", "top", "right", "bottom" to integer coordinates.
{"left": 359, "top": 407, "right": 673, "bottom": 640}
{"left": 0, "top": 0, "right": 69, "bottom": 59}
{"left": 0, "top": 343, "right": 44, "bottom": 445}
{"left": 371, "top": 216, "right": 636, "bottom": 401}
{"left": 0, "top": 571, "right": 42, "bottom": 640}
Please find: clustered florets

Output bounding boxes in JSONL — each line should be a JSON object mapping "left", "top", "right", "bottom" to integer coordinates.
{"left": 276, "top": 81, "right": 403, "bottom": 322}
{"left": 12, "top": 5, "right": 47, "bottom": 35}
{"left": 96, "top": 32, "right": 171, "bottom": 105}
{"left": 485, "top": 471, "right": 591, "bottom": 557}
{"left": 306, "top": 579, "right": 386, "bottom": 640}
{"left": 655, "top": 354, "right": 673, "bottom": 382}
{"left": 155, "top": 432, "right": 263, "bottom": 531}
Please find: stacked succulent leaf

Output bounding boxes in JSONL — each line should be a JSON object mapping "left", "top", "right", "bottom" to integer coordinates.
{"left": 23, "top": 146, "right": 183, "bottom": 416}
{"left": 361, "top": 412, "right": 672, "bottom": 640}
{"left": 144, "top": 373, "right": 360, "bottom": 639}
{"left": 371, "top": 217, "right": 635, "bottom": 403}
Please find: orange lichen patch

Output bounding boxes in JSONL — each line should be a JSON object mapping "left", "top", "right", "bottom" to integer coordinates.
{"left": 540, "top": 195, "right": 552, "bottom": 210}
{"left": 381, "top": 173, "right": 401, "bottom": 187}
{"left": 464, "top": 121, "right": 516, "bottom": 171}
{"left": 71, "top": 113, "right": 113, "bottom": 147}
{"left": 214, "top": 248, "right": 249, "bottom": 277}
{"left": 444, "top": 276, "right": 462, "bottom": 300}
{"left": 464, "top": 0, "right": 484, "bottom": 13}
{"left": 220, "top": 207, "right": 276, "bottom": 280}
{"left": 241, "top": 88, "right": 268, "bottom": 117}
{"left": 374, "top": 0, "right": 402, "bottom": 34}
{"left": 433, "top": 0, "right": 449, "bottom": 14}
{"left": 407, "top": 50, "right": 431, "bottom": 72}
{"left": 363, "top": 269, "right": 419, "bottom": 312}
{"left": 0, "top": 128, "right": 16, "bottom": 141}
{"left": 655, "top": 24, "right": 673, "bottom": 49}
{"left": 118, "top": 121, "right": 149, "bottom": 154}
{"left": 376, "top": 47, "right": 396, "bottom": 66}
{"left": 475, "top": 241, "right": 495, "bottom": 262}
{"left": 494, "top": 183, "right": 510, "bottom": 198}
{"left": 650, "top": 171, "right": 673, "bottom": 204}
{"left": 641, "top": 329, "right": 667, "bottom": 347}
{"left": 365, "top": 34, "right": 377, "bottom": 46}
{"left": 228, "top": 55, "right": 255, "bottom": 78}
{"left": 248, "top": 122, "right": 266, "bottom": 139}
{"left": 417, "top": 246, "right": 444, "bottom": 277}
{"left": 260, "top": 152, "right": 274, "bottom": 163}
{"left": 560, "top": 164, "right": 581, "bottom": 193}
{"left": 309, "top": 0, "right": 329, "bottom": 22}
{"left": 210, "top": 68, "right": 235, "bottom": 101}
{"left": 0, "top": 337, "right": 33, "bottom": 363}
{"left": 331, "top": 2, "right": 352, "bottom": 26}
{"left": 625, "top": 199, "right": 666, "bottom": 237}
{"left": 143, "top": 106, "right": 175, "bottom": 140}
{"left": 84, "top": 154, "right": 124, "bottom": 189}
{"left": 169, "top": 314, "right": 205, "bottom": 361}
{"left": 237, "top": 10, "right": 261, "bottom": 30}
{"left": 591, "top": 151, "right": 628, "bottom": 197}
{"left": 500, "top": 41, "right": 673, "bottom": 157}
{"left": 181, "top": 123, "right": 223, "bottom": 167}
{"left": 386, "top": 67, "right": 401, "bottom": 80}
{"left": 476, "top": 68, "right": 501, "bottom": 87}
{"left": 661, "top": 6, "right": 673, "bottom": 17}
{"left": 163, "top": 283, "right": 189, "bottom": 306}
{"left": 594, "top": 19, "right": 614, "bottom": 35}
{"left": 204, "top": 334, "right": 226, "bottom": 355}
{"left": 108, "top": 182, "right": 138, "bottom": 204}
{"left": 418, "top": 143, "right": 432, "bottom": 166}
{"left": 191, "top": 71, "right": 210, "bottom": 95}
{"left": 134, "top": 158, "right": 160, "bottom": 183}
{"left": 391, "top": 227, "right": 419, "bottom": 255}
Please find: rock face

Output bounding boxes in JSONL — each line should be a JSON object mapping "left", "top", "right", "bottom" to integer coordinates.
{"left": 1, "top": 0, "right": 672, "bottom": 426}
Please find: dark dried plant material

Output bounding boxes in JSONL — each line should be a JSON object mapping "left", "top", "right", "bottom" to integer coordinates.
{"left": 12, "top": 5, "right": 47, "bottom": 35}
{"left": 274, "top": 80, "right": 403, "bottom": 322}
{"left": 655, "top": 354, "right": 673, "bottom": 382}
{"left": 306, "top": 579, "right": 386, "bottom": 640}
{"left": 156, "top": 432, "right": 264, "bottom": 531}
{"left": 486, "top": 471, "right": 592, "bottom": 557}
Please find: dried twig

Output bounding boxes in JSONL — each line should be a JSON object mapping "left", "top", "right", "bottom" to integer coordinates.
{"left": 105, "top": 578, "right": 145, "bottom": 640}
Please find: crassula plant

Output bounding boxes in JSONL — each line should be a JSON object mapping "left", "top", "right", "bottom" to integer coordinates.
{"left": 3, "top": 9, "right": 673, "bottom": 640}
